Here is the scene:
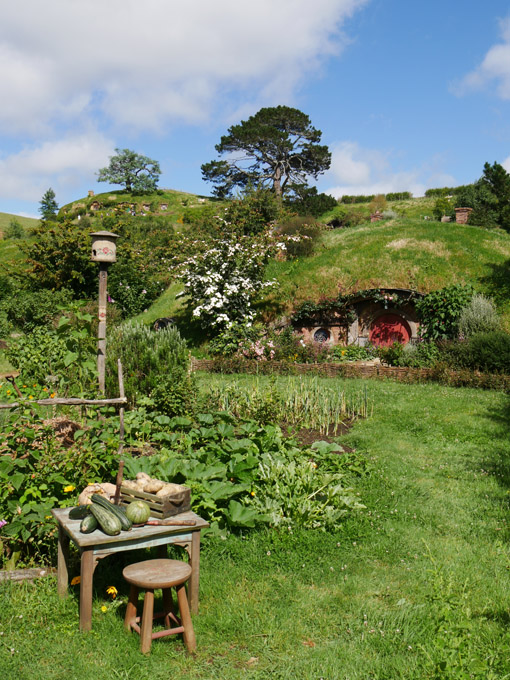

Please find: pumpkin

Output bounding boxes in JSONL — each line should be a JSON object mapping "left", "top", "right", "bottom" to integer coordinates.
{"left": 125, "top": 500, "right": 151, "bottom": 524}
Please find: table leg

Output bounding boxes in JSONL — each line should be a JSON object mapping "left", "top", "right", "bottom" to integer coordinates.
{"left": 57, "top": 524, "right": 70, "bottom": 598}
{"left": 188, "top": 531, "right": 201, "bottom": 614}
{"left": 79, "top": 550, "right": 94, "bottom": 631}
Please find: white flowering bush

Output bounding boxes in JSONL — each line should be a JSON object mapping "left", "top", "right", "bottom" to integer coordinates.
{"left": 178, "top": 235, "right": 277, "bottom": 331}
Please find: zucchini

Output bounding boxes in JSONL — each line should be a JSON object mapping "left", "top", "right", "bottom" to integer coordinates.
{"left": 90, "top": 494, "right": 132, "bottom": 531}
{"left": 89, "top": 503, "right": 122, "bottom": 536}
{"left": 80, "top": 513, "right": 98, "bottom": 534}
{"left": 69, "top": 504, "right": 91, "bottom": 520}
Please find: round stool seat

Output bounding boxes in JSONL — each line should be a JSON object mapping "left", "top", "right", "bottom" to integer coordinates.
{"left": 123, "top": 558, "right": 192, "bottom": 590}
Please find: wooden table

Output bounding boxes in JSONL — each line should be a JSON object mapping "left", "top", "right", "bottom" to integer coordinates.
{"left": 51, "top": 507, "right": 208, "bottom": 631}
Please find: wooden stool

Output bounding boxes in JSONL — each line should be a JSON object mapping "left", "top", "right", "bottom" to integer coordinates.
{"left": 123, "top": 558, "right": 196, "bottom": 654}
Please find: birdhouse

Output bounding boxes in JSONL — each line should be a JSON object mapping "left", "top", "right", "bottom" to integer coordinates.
{"left": 90, "top": 231, "right": 119, "bottom": 263}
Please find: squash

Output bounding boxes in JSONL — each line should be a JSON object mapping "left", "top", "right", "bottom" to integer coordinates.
{"left": 69, "top": 504, "right": 91, "bottom": 520}
{"left": 90, "top": 494, "right": 132, "bottom": 531}
{"left": 125, "top": 500, "right": 151, "bottom": 525}
{"left": 80, "top": 513, "right": 98, "bottom": 534}
{"left": 89, "top": 503, "right": 122, "bottom": 536}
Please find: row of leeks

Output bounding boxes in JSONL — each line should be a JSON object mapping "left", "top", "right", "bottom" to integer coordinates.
{"left": 205, "top": 376, "right": 372, "bottom": 435}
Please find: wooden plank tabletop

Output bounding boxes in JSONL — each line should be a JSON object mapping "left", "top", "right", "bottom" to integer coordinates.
{"left": 51, "top": 507, "right": 208, "bottom": 548}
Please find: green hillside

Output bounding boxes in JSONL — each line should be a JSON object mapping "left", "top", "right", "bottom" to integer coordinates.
{"left": 0, "top": 212, "right": 39, "bottom": 267}
{"left": 4, "top": 193, "right": 510, "bottom": 327}
{"left": 265, "top": 218, "right": 510, "bottom": 314}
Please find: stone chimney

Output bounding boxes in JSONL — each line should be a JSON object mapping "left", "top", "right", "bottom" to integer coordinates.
{"left": 455, "top": 207, "right": 473, "bottom": 225}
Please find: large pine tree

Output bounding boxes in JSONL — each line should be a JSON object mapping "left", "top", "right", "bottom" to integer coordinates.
{"left": 201, "top": 106, "right": 331, "bottom": 199}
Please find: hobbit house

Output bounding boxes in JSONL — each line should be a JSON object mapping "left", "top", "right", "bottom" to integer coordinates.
{"left": 293, "top": 288, "right": 423, "bottom": 348}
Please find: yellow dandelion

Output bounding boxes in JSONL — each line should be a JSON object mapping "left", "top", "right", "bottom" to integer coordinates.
{"left": 71, "top": 576, "right": 81, "bottom": 586}
{"left": 23, "top": 385, "right": 27, "bottom": 388}
{"left": 28, "top": 395, "right": 34, "bottom": 400}
{"left": 101, "top": 605, "right": 108, "bottom": 613}
{"left": 63, "top": 485, "right": 75, "bottom": 493}
{"left": 50, "top": 392, "right": 56, "bottom": 398}
{"left": 106, "top": 586, "right": 118, "bottom": 599}
{"left": 6, "top": 390, "right": 11, "bottom": 395}
{"left": 250, "top": 490, "right": 256, "bottom": 497}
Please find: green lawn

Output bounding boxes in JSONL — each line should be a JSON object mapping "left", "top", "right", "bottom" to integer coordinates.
{"left": 2, "top": 376, "right": 510, "bottom": 678}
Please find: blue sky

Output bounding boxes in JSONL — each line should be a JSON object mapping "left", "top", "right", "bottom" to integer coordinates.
{"left": 1, "top": 0, "right": 510, "bottom": 217}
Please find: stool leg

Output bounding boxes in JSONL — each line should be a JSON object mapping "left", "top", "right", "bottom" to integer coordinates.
{"left": 124, "top": 585, "right": 139, "bottom": 631}
{"left": 162, "top": 587, "right": 175, "bottom": 628}
{"left": 176, "top": 583, "right": 196, "bottom": 653}
{"left": 140, "top": 589, "right": 154, "bottom": 654}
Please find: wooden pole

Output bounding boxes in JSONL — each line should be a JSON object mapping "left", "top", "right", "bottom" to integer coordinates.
{"left": 97, "top": 263, "right": 109, "bottom": 394}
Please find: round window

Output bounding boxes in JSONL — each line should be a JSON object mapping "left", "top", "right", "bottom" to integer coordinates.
{"left": 313, "top": 328, "right": 331, "bottom": 343}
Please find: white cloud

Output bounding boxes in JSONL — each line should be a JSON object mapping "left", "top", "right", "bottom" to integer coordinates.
{"left": 455, "top": 17, "right": 510, "bottom": 99}
{"left": 503, "top": 155, "right": 510, "bottom": 173}
{"left": 0, "top": 0, "right": 368, "bottom": 135}
{"left": 323, "top": 141, "right": 454, "bottom": 198}
{"left": 0, "top": 133, "right": 114, "bottom": 202}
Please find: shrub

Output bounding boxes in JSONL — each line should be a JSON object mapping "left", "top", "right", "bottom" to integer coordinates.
{"left": 276, "top": 216, "right": 322, "bottom": 258}
{"left": 106, "top": 322, "right": 189, "bottom": 404}
{"left": 331, "top": 345, "right": 377, "bottom": 362}
{"left": 107, "top": 260, "right": 166, "bottom": 319}
{"left": 208, "top": 322, "right": 263, "bottom": 357}
{"left": 4, "top": 218, "right": 25, "bottom": 239}
{"left": 441, "top": 331, "right": 510, "bottom": 374}
{"left": 151, "top": 369, "right": 196, "bottom": 417}
{"left": 1, "top": 288, "right": 73, "bottom": 332}
{"left": 369, "top": 194, "right": 387, "bottom": 214}
{"left": 457, "top": 294, "right": 500, "bottom": 338}
{"left": 5, "top": 308, "right": 97, "bottom": 393}
{"left": 0, "top": 406, "right": 117, "bottom": 567}
{"left": 415, "top": 284, "right": 474, "bottom": 340}
{"left": 377, "top": 342, "right": 406, "bottom": 366}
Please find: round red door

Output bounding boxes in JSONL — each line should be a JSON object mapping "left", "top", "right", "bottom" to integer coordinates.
{"left": 369, "top": 313, "right": 411, "bottom": 346}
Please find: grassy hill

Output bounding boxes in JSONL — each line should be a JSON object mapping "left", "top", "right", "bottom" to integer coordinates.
{"left": 265, "top": 218, "right": 510, "bottom": 318}
{"left": 61, "top": 188, "right": 217, "bottom": 226}
{"left": 0, "top": 212, "right": 39, "bottom": 268}
{"left": 4, "top": 193, "right": 510, "bottom": 327}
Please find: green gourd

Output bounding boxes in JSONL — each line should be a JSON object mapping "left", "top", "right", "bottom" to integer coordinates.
{"left": 80, "top": 513, "right": 98, "bottom": 534}
{"left": 125, "top": 500, "right": 151, "bottom": 525}
{"left": 69, "top": 504, "right": 91, "bottom": 520}
{"left": 89, "top": 504, "right": 122, "bottom": 536}
{"left": 90, "top": 494, "right": 132, "bottom": 531}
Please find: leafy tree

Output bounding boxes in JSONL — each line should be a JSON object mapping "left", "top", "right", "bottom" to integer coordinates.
{"left": 285, "top": 185, "right": 338, "bottom": 218}
{"left": 455, "top": 162, "right": 510, "bottom": 231}
{"left": 39, "top": 188, "right": 59, "bottom": 220}
{"left": 97, "top": 148, "right": 161, "bottom": 193}
{"left": 201, "top": 106, "right": 331, "bottom": 199}
{"left": 479, "top": 161, "right": 510, "bottom": 231}
{"left": 433, "top": 196, "right": 455, "bottom": 221}
{"left": 20, "top": 220, "right": 97, "bottom": 297}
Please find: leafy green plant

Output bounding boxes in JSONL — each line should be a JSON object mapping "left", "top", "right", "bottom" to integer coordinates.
{"left": 331, "top": 345, "right": 377, "bottom": 362}
{"left": 151, "top": 370, "right": 196, "bottom": 418}
{"left": 1, "top": 288, "right": 73, "bottom": 332}
{"left": 0, "top": 406, "right": 117, "bottom": 566}
{"left": 415, "top": 284, "right": 474, "bottom": 340}
{"left": 5, "top": 307, "right": 97, "bottom": 393}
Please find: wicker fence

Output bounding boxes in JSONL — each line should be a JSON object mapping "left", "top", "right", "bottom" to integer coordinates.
{"left": 191, "top": 357, "right": 510, "bottom": 391}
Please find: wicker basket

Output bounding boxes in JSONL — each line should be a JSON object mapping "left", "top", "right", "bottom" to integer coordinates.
{"left": 120, "top": 484, "right": 191, "bottom": 519}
